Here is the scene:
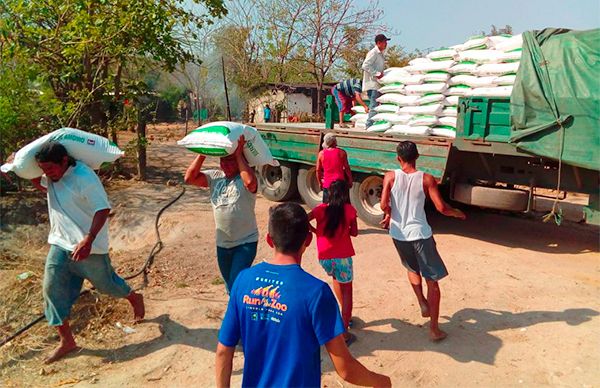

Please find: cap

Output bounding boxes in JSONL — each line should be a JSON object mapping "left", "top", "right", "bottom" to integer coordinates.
{"left": 375, "top": 34, "right": 391, "bottom": 43}
{"left": 322, "top": 133, "right": 337, "bottom": 149}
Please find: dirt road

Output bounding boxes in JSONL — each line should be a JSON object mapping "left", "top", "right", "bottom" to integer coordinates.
{"left": 1, "top": 125, "right": 598, "bottom": 387}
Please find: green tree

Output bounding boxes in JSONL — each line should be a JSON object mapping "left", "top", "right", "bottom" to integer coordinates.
{"left": 1, "top": 0, "right": 226, "bottom": 178}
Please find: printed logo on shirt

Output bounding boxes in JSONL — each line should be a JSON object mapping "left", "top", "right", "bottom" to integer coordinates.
{"left": 243, "top": 277, "right": 288, "bottom": 323}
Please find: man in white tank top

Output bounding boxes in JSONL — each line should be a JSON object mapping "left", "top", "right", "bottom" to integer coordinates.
{"left": 380, "top": 141, "right": 465, "bottom": 341}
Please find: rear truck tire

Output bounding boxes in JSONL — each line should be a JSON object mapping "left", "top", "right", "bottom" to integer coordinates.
{"left": 257, "top": 162, "right": 299, "bottom": 202}
{"left": 350, "top": 175, "right": 385, "bottom": 227}
{"left": 452, "top": 183, "right": 528, "bottom": 212}
{"left": 297, "top": 166, "right": 323, "bottom": 208}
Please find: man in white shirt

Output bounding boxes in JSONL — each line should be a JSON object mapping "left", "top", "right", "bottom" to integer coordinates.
{"left": 31, "top": 142, "right": 145, "bottom": 363}
{"left": 361, "top": 34, "right": 390, "bottom": 128}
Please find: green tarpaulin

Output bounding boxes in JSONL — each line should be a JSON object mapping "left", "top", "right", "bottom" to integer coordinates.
{"left": 510, "top": 28, "right": 600, "bottom": 171}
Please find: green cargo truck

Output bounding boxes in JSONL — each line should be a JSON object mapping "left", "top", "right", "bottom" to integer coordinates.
{"left": 253, "top": 28, "right": 600, "bottom": 226}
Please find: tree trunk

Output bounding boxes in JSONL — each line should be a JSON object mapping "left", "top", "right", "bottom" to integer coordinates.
{"left": 136, "top": 112, "right": 147, "bottom": 181}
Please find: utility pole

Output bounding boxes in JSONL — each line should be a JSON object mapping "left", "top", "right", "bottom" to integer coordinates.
{"left": 222, "top": 57, "right": 232, "bottom": 121}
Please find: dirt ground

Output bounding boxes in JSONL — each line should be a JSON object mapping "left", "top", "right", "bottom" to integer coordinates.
{"left": 1, "top": 123, "right": 599, "bottom": 387}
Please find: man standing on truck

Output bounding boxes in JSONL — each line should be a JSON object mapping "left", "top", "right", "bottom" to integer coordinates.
{"left": 362, "top": 34, "right": 389, "bottom": 129}
{"left": 332, "top": 78, "right": 369, "bottom": 128}
{"left": 380, "top": 141, "right": 465, "bottom": 342}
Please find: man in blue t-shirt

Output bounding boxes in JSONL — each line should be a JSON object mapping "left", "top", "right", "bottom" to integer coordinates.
{"left": 216, "top": 203, "right": 390, "bottom": 388}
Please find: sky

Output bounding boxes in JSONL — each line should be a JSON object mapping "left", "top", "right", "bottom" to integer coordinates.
{"left": 373, "top": 0, "right": 600, "bottom": 51}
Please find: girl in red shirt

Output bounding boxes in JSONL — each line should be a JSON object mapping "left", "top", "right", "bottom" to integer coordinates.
{"left": 308, "top": 180, "right": 358, "bottom": 344}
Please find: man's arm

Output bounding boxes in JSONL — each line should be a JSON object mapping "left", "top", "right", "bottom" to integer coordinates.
{"left": 234, "top": 136, "right": 257, "bottom": 194}
{"left": 423, "top": 174, "right": 466, "bottom": 219}
{"left": 316, "top": 151, "right": 324, "bottom": 189}
{"left": 184, "top": 155, "right": 209, "bottom": 188}
{"left": 354, "top": 92, "right": 369, "bottom": 113}
{"left": 215, "top": 342, "right": 235, "bottom": 388}
{"left": 361, "top": 49, "right": 382, "bottom": 78}
{"left": 379, "top": 171, "right": 395, "bottom": 229}
{"left": 72, "top": 208, "right": 110, "bottom": 261}
{"left": 31, "top": 177, "right": 47, "bottom": 193}
{"left": 325, "top": 335, "right": 391, "bottom": 387}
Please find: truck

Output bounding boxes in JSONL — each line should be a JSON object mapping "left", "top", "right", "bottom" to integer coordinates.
{"left": 252, "top": 28, "right": 600, "bottom": 226}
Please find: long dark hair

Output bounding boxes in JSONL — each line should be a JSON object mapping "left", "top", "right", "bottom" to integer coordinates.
{"left": 324, "top": 180, "right": 349, "bottom": 237}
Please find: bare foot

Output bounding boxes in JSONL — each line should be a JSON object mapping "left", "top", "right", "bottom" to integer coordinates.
{"left": 128, "top": 292, "right": 145, "bottom": 323}
{"left": 44, "top": 341, "right": 78, "bottom": 364}
{"left": 429, "top": 329, "right": 448, "bottom": 342}
{"left": 419, "top": 301, "right": 430, "bottom": 318}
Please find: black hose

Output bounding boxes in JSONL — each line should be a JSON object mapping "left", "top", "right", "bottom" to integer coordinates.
{"left": 0, "top": 186, "right": 186, "bottom": 348}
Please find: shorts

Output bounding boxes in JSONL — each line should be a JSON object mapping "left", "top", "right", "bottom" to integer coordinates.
{"left": 319, "top": 257, "right": 353, "bottom": 283}
{"left": 392, "top": 237, "right": 448, "bottom": 281}
{"left": 43, "top": 245, "right": 132, "bottom": 326}
{"left": 332, "top": 88, "right": 353, "bottom": 114}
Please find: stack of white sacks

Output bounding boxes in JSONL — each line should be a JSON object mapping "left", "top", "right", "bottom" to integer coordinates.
{"left": 350, "top": 34, "right": 522, "bottom": 138}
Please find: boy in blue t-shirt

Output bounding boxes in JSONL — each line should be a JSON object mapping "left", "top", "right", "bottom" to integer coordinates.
{"left": 216, "top": 203, "right": 391, "bottom": 388}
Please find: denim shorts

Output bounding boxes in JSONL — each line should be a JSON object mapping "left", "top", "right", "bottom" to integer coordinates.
{"left": 43, "top": 245, "right": 132, "bottom": 326}
{"left": 319, "top": 257, "right": 353, "bottom": 283}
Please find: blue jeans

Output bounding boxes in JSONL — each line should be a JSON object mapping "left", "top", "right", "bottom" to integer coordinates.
{"left": 43, "top": 245, "right": 132, "bottom": 326}
{"left": 216, "top": 241, "right": 258, "bottom": 292}
{"left": 366, "top": 89, "right": 381, "bottom": 128}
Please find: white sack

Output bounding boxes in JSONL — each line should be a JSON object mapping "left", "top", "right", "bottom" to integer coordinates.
{"left": 385, "top": 125, "right": 431, "bottom": 136}
{"left": 404, "top": 83, "right": 448, "bottom": 95}
{"left": 476, "top": 62, "right": 520, "bottom": 76}
{"left": 399, "top": 103, "right": 444, "bottom": 116}
{"left": 1, "top": 128, "right": 124, "bottom": 179}
{"left": 467, "top": 86, "right": 513, "bottom": 97}
{"left": 377, "top": 93, "right": 421, "bottom": 106}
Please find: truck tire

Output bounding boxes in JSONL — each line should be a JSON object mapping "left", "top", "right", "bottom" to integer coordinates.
{"left": 452, "top": 183, "right": 528, "bottom": 212}
{"left": 297, "top": 166, "right": 323, "bottom": 208}
{"left": 257, "top": 162, "right": 299, "bottom": 202}
{"left": 350, "top": 175, "right": 384, "bottom": 227}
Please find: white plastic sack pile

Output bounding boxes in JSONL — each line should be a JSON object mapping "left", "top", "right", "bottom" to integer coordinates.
{"left": 409, "top": 115, "right": 439, "bottom": 126}
{"left": 399, "top": 103, "right": 444, "bottom": 116}
{"left": 1, "top": 128, "right": 124, "bottom": 179}
{"left": 377, "top": 93, "right": 420, "bottom": 106}
{"left": 178, "top": 121, "right": 278, "bottom": 167}
{"left": 426, "top": 48, "right": 457, "bottom": 61}
{"left": 378, "top": 83, "right": 405, "bottom": 93}
{"left": 350, "top": 113, "right": 368, "bottom": 122}
{"left": 373, "top": 104, "right": 399, "bottom": 113}
{"left": 458, "top": 50, "right": 505, "bottom": 64}
{"left": 476, "top": 62, "right": 520, "bottom": 76}
{"left": 431, "top": 126, "right": 457, "bottom": 138}
{"left": 385, "top": 125, "right": 431, "bottom": 136}
{"left": 371, "top": 113, "right": 412, "bottom": 124}
{"left": 404, "top": 83, "right": 448, "bottom": 95}
{"left": 448, "top": 61, "right": 479, "bottom": 75}
{"left": 467, "top": 86, "right": 513, "bottom": 97}
{"left": 449, "top": 75, "right": 497, "bottom": 88}
{"left": 351, "top": 106, "right": 366, "bottom": 114}
{"left": 366, "top": 121, "right": 392, "bottom": 133}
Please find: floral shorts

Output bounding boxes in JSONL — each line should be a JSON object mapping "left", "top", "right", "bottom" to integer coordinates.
{"left": 319, "top": 257, "right": 353, "bottom": 283}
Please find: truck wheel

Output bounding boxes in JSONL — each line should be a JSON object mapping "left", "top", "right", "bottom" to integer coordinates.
{"left": 257, "top": 162, "right": 299, "bottom": 202}
{"left": 350, "top": 176, "right": 384, "bottom": 227}
{"left": 297, "top": 166, "right": 323, "bottom": 208}
{"left": 452, "top": 183, "right": 528, "bottom": 212}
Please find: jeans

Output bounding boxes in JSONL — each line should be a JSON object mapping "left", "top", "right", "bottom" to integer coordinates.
{"left": 216, "top": 241, "right": 258, "bottom": 292}
{"left": 366, "top": 89, "right": 381, "bottom": 128}
{"left": 43, "top": 245, "right": 132, "bottom": 326}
